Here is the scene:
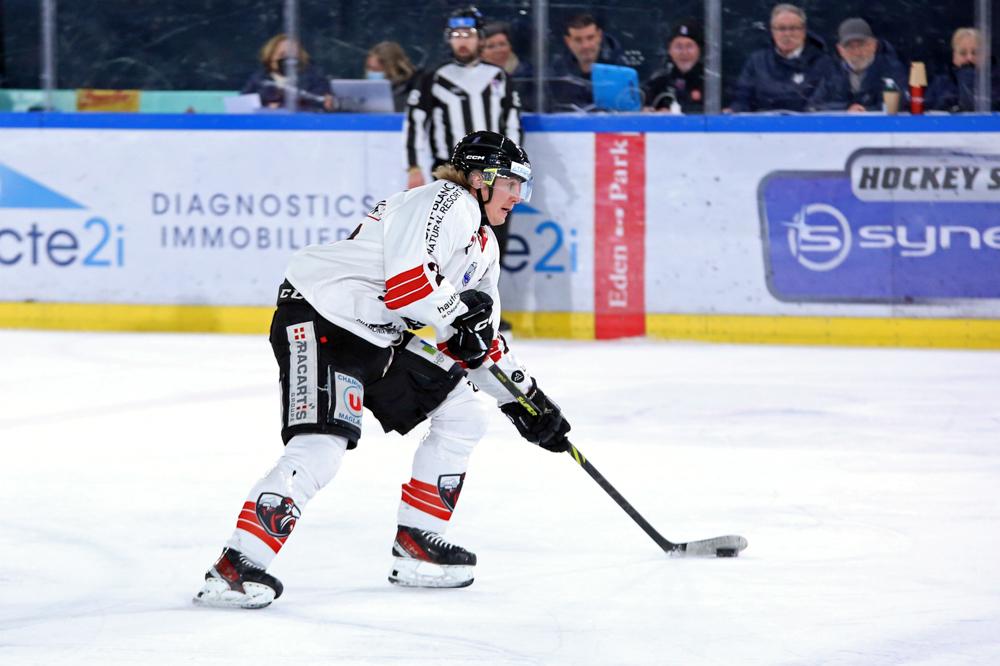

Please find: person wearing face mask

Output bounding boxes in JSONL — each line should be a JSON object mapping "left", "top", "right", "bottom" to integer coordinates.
{"left": 642, "top": 20, "right": 704, "bottom": 114}
{"left": 365, "top": 41, "right": 420, "bottom": 112}
{"left": 926, "top": 28, "right": 1000, "bottom": 112}
{"left": 808, "top": 18, "right": 908, "bottom": 112}
{"left": 242, "top": 34, "right": 334, "bottom": 112}
{"left": 730, "top": 4, "right": 832, "bottom": 112}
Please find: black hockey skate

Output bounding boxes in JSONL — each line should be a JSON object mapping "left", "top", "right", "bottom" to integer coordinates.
{"left": 193, "top": 547, "right": 283, "bottom": 609}
{"left": 388, "top": 525, "right": 476, "bottom": 588}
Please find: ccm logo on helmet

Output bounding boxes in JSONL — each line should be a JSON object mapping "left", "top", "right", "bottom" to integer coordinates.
{"left": 464, "top": 154, "right": 484, "bottom": 160}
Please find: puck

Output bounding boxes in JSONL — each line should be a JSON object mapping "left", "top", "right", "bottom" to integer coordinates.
{"left": 716, "top": 548, "right": 738, "bottom": 557}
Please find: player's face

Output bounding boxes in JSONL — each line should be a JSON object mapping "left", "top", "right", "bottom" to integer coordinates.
{"left": 565, "top": 25, "right": 602, "bottom": 66}
{"left": 482, "top": 176, "right": 522, "bottom": 226}
{"left": 449, "top": 30, "right": 480, "bottom": 64}
{"left": 770, "top": 12, "right": 806, "bottom": 56}
{"left": 668, "top": 36, "right": 700, "bottom": 73}
{"left": 953, "top": 35, "right": 979, "bottom": 67}
{"left": 482, "top": 33, "right": 512, "bottom": 68}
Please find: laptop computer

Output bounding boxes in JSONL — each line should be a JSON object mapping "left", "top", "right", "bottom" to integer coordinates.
{"left": 591, "top": 64, "right": 641, "bottom": 112}
{"left": 329, "top": 79, "right": 395, "bottom": 113}
{"left": 223, "top": 93, "right": 263, "bottom": 114}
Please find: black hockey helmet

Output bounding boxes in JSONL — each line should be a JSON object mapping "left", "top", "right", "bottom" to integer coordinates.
{"left": 445, "top": 6, "right": 485, "bottom": 39}
{"left": 451, "top": 130, "right": 533, "bottom": 201}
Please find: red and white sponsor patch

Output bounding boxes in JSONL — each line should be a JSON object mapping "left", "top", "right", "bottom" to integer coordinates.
{"left": 333, "top": 371, "right": 363, "bottom": 429}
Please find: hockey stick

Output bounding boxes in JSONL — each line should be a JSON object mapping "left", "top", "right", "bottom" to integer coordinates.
{"left": 484, "top": 361, "right": 748, "bottom": 558}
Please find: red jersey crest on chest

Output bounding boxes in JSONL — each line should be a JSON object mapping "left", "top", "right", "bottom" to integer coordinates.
{"left": 478, "top": 227, "right": 489, "bottom": 251}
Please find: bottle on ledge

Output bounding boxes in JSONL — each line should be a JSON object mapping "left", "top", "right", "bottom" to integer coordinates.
{"left": 909, "top": 62, "right": 927, "bottom": 115}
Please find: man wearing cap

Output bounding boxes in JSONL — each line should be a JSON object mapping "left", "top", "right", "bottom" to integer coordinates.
{"left": 809, "top": 18, "right": 908, "bottom": 112}
{"left": 643, "top": 20, "right": 704, "bottom": 113}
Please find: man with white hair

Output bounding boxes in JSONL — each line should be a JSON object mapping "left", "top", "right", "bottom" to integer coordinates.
{"left": 730, "top": 3, "right": 832, "bottom": 112}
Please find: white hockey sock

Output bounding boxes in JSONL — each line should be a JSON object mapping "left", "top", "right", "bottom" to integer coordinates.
{"left": 398, "top": 383, "right": 489, "bottom": 533}
{"left": 226, "top": 433, "right": 347, "bottom": 568}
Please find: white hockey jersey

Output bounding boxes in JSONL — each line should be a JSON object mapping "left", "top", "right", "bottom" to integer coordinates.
{"left": 284, "top": 179, "right": 531, "bottom": 402}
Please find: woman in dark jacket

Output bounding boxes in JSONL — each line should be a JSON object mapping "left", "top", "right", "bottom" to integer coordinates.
{"left": 242, "top": 34, "right": 333, "bottom": 112}
{"left": 926, "top": 28, "right": 1000, "bottom": 112}
{"left": 730, "top": 4, "right": 832, "bottom": 112}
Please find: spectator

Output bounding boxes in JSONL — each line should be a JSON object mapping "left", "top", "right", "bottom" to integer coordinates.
{"left": 548, "top": 13, "right": 629, "bottom": 112}
{"left": 809, "top": 18, "right": 908, "bottom": 112}
{"left": 365, "top": 41, "right": 421, "bottom": 112}
{"left": 482, "top": 21, "right": 534, "bottom": 111}
{"left": 730, "top": 4, "right": 831, "bottom": 112}
{"left": 642, "top": 19, "right": 704, "bottom": 113}
{"left": 482, "top": 22, "right": 533, "bottom": 80}
{"left": 926, "top": 28, "right": 1000, "bottom": 112}
{"left": 242, "top": 34, "right": 333, "bottom": 112}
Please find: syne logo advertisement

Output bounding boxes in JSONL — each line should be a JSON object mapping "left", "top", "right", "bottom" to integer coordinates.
{"left": 0, "top": 163, "right": 124, "bottom": 268}
{"left": 759, "top": 148, "right": 1000, "bottom": 302}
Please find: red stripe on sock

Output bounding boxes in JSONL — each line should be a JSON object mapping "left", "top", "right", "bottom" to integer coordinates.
{"left": 401, "top": 490, "right": 452, "bottom": 521}
{"left": 409, "top": 478, "right": 438, "bottom": 494}
{"left": 236, "top": 519, "right": 285, "bottom": 553}
{"left": 404, "top": 484, "right": 447, "bottom": 509}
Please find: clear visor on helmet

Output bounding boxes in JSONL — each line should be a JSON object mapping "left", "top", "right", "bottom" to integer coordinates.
{"left": 481, "top": 161, "right": 533, "bottom": 202}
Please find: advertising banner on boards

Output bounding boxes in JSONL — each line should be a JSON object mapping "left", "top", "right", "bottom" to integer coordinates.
{"left": 760, "top": 148, "right": 1000, "bottom": 302}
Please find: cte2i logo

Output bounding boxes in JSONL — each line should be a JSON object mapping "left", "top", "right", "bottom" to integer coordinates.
{"left": 0, "top": 163, "right": 124, "bottom": 267}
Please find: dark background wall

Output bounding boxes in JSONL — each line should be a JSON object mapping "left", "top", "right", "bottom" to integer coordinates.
{"left": 1, "top": 0, "right": 994, "bottom": 106}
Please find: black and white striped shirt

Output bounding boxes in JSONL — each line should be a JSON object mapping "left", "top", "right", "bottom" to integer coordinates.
{"left": 405, "top": 60, "right": 523, "bottom": 168}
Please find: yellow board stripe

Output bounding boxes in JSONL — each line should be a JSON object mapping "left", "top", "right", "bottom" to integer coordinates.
{"left": 1, "top": 303, "right": 998, "bottom": 349}
{"left": 645, "top": 314, "right": 1000, "bottom": 350}
{"left": 0, "top": 302, "right": 273, "bottom": 334}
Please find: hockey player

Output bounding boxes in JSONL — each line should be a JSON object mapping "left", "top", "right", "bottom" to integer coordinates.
{"left": 194, "top": 131, "right": 571, "bottom": 609}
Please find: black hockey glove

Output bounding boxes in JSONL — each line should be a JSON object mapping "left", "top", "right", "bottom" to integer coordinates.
{"left": 500, "top": 383, "right": 571, "bottom": 453}
{"left": 446, "top": 290, "right": 495, "bottom": 369}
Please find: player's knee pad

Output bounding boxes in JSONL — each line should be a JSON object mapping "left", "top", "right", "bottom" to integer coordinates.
{"left": 279, "top": 433, "right": 348, "bottom": 500}
{"left": 424, "top": 382, "right": 491, "bottom": 456}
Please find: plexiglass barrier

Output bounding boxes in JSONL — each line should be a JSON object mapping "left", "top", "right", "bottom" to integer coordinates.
{"left": 0, "top": 0, "right": 994, "bottom": 114}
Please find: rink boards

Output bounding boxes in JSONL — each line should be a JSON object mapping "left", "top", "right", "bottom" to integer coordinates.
{"left": 1, "top": 113, "right": 998, "bottom": 347}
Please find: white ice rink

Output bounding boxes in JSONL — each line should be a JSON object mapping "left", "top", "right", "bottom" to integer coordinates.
{"left": 2, "top": 330, "right": 999, "bottom": 665}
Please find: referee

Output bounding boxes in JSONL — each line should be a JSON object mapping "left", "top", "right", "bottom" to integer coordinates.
{"left": 404, "top": 7, "right": 523, "bottom": 332}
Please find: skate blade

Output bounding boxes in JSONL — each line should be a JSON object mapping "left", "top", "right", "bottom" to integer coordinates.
{"left": 388, "top": 557, "right": 474, "bottom": 588}
{"left": 193, "top": 577, "right": 276, "bottom": 609}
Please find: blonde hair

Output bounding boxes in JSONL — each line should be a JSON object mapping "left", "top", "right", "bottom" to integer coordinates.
{"left": 431, "top": 164, "right": 472, "bottom": 187}
{"left": 259, "top": 34, "right": 311, "bottom": 69}
{"left": 951, "top": 27, "right": 979, "bottom": 51}
{"left": 367, "top": 41, "right": 416, "bottom": 84}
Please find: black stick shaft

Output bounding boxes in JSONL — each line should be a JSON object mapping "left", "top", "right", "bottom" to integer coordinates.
{"left": 484, "top": 362, "right": 678, "bottom": 553}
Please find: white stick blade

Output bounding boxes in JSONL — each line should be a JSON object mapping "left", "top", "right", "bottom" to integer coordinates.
{"left": 672, "top": 535, "right": 748, "bottom": 557}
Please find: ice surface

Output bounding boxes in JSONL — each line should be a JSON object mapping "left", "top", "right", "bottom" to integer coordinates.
{"left": 2, "top": 331, "right": 999, "bottom": 665}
